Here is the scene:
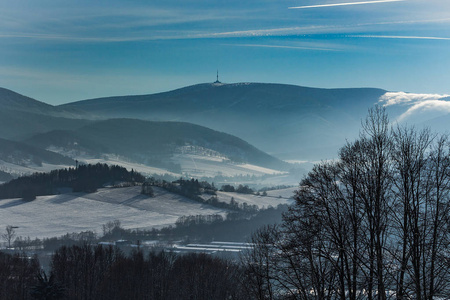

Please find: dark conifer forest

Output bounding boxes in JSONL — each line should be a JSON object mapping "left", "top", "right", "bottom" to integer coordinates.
{"left": 0, "top": 163, "right": 145, "bottom": 200}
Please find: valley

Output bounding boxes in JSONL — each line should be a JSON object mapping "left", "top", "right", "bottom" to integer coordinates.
{"left": 1, "top": 81, "right": 449, "bottom": 243}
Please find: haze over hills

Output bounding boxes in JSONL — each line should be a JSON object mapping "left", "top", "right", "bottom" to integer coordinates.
{"left": 62, "top": 82, "right": 450, "bottom": 160}
{"left": 62, "top": 82, "right": 388, "bottom": 160}
{"left": 1, "top": 82, "right": 449, "bottom": 184}
{"left": 0, "top": 138, "right": 74, "bottom": 167}
{"left": 0, "top": 88, "right": 91, "bottom": 141}
{"left": 0, "top": 86, "right": 293, "bottom": 182}
{"left": 24, "top": 118, "right": 289, "bottom": 173}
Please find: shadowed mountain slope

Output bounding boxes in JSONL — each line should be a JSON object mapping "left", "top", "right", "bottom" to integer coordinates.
{"left": 25, "top": 119, "right": 289, "bottom": 171}
{"left": 0, "top": 137, "right": 74, "bottom": 167}
{"left": 62, "top": 83, "right": 387, "bottom": 159}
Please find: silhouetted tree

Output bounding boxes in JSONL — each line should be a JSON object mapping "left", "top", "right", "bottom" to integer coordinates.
{"left": 243, "top": 108, "right": 450, "bottom": 299}
{"left": 141, "top": 182, "right": 154, "bottom": 196}
{"left": 31, "top": 271, "right": 65, "bottom": 300}
{"left": 0, "top": 251, "right": 40, "bottom": 300}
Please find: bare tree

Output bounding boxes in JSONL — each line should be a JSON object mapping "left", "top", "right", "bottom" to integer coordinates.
{"left": 243, "top": 108, "right": 450, "bottom": 299}
{"left": 102, "top": 220, "right": 121, "bottom": 237}
{"left": 425, "top": 134, "right": 450, "bottom": 298}
{"left": 241, "top": 225, "right": 278, "bottom": 300}
{"left": 2, "top": 225, "right": 17, "bottom": 248}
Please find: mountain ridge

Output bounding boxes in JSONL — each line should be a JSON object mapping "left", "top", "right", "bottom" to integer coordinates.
{"left": 0, "top": 87, "right": 90, "bottom": 119}
{"left": 60, "top": 82, "right": 388, "bottom": 159}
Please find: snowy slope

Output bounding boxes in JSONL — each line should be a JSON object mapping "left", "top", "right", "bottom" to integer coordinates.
{"left": 82, "top": 154, "right": 286, "bottom": 179}
{"left": 171, "top": 153, "right": 285, "bottom": 177}
{"left": 0, "top": 185, "right": 297, "bottom": 240}
{"left": 215, "top": 187, "right": 296, "bottom": 208}
{"left": 0, "top": 186, "right": 227, "bottom": 239}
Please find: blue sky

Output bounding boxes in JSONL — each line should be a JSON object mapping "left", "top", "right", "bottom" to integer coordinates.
{"left": 1, "top": 0, "right": 449, "bottom": 104}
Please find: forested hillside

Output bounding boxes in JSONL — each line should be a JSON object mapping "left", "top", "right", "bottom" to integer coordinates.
{"left": 0, "top": 138, "right": 74, "bottom": 166}
{"left": 62, "top": 83, "right": 387, "bottom": 159}
{"left": 25, "top": 118, "right": 289, "bottom": 171}
{"left": 0, "top": 163, "right": 145, "bottom": 199}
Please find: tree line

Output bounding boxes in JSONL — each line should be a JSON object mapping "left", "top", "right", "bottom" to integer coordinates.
{"left": 0, "top": 163, "right": 145, "bottom": 200}
{"left": 145, "top": 177, "right": 259, "bottom": 212}
{"left": 243, "top": 108, "right": 450, "bottom": 299}
{"left": 0, "top": 244, "right": 250, "bottom": 300}
{"left": 4, "top": 203, "right": 288, "bottom": 255}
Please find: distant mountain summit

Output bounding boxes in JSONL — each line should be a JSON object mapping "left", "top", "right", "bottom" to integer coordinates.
{"left": 0, "top": 85, "right": 293, "bottom": 179}
{"left": 3, "top": 82, "right": 446, "bottom": 171}
{"left": 62, "top": 82, "right": 387, "bottom": 159}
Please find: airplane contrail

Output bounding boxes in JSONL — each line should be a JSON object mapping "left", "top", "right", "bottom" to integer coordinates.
{"left": 289, "top": 0, "right": 405, "bottom": 9}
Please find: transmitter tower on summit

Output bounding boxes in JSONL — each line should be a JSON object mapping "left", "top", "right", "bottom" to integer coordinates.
{"left": 214, "top": 70, "right": 221, "bottom": 84}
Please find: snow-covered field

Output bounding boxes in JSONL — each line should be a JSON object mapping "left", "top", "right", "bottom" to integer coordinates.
{"left": 0, "top": 186, "right": 227, "bottom": 239}
{"left": 0, "top": 185, "right": 297, "bottom": 240}
{"left": 85, "top": 153, "right": 295, "bottom": 184}
{"left": 215, "top": 187, "right": 296, "bottom": 209}
{"left": 264, "top": 187, "right": 298, "bottom": 199}
{"left": 0, "top": 159, "right": 74, "bottom": 177}
{"left": 14, "top": 151, "right": 288, "bottom": 177}
{"left": 172, "top": 153, "right": 286, "bottom": 178}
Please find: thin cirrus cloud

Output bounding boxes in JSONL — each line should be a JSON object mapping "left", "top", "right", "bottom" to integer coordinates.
{"left": 349, "top": 35, "right": 450, "bottom": 41}
{"left": 222, "top": 43, "right": 341, "bottom": 52}
{"left": 289, "top": 0, "right": 406, "bottom": 9}
{"left": 0, "top": 26, "right": 331, "bottom": 43}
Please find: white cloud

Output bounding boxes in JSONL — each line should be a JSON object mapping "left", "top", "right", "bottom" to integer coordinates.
{"left": 380, "top": 91, "right": 450, "bottom": 106}
{"left": 397, "top": 100, "right": 450, "bottom": 122}
{"left": 289, "top": 0, "right": 406, "bottom": 9}
{"left": 379, "top": 92, "right": 450, "bottom": 122}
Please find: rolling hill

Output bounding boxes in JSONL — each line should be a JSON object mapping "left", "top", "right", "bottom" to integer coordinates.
{"left": 24, "top": 118, "right": 290, "bottom": 174}
{"left": 0, "top": 138, "right": 74, "bottom": 166}
{"left": 1, "top": 86, "right": 290, "bottom": 180}
{"left": 2, "top": 82, "right": 448, "bottom": 182}
{"left": 61, "top": 83, "right": 388, "bottom": 159}
{"left": 0, "top": 185, "right": 293, "bottom": 239}
{"left": 0, "top": 138, "right": 75, "bottom": 179}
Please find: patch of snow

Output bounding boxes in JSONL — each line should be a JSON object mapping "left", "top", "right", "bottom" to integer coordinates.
{"left": 172, "top": 154, "right": 285, "bottom": 178}
{"left": 237, "top": 164, "right": 284, "bottom": 174}
{"left": 0, "top": 159, "right": 73, "bottom": 177}
{"left": 215, "top": 189, "right": 295, "bottom": 209}
{"left": 264, "top": 187, "right": 298, "bottom": 199}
